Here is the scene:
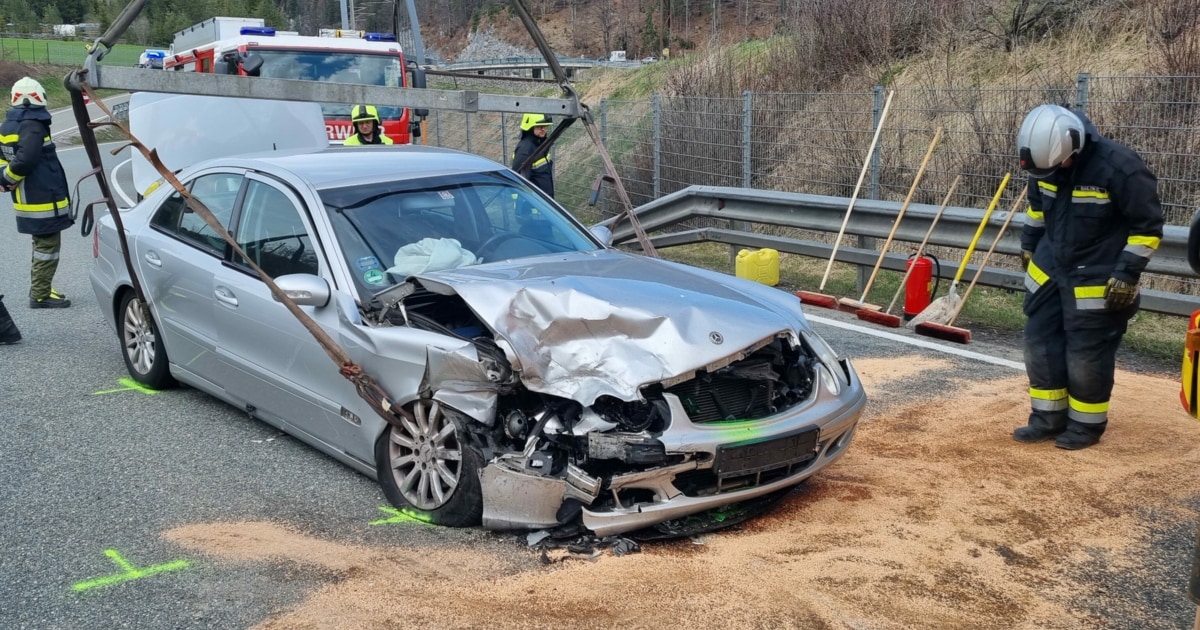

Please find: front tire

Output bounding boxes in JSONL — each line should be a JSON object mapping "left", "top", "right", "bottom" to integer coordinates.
{"left": 117, "top": 290, "right": 175, "bottom": 389}
{"left": 375, "top": 399, "right": 483, "bottom": 526}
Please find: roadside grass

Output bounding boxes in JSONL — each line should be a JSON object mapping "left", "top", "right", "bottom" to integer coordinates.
{"left": 653, "top": 241, "right": 1187, "bottom": 365}
{"left": 0, "top": 38, "right": 142, "bottom": 67}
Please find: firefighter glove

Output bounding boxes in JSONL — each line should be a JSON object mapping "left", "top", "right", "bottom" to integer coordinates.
{"left": 1104, "top": 277, "right": 1138, "bottom": 311}
{"left": 1020, "top": 250, "right": 1032, "bottom": 271}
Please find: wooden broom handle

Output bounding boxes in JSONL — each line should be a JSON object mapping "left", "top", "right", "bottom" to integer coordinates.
{"left": 885, "top": 174, "right": 961, "bottom": 314}
{"left": 857, "top": 127, "right": 943, "bottom": 303}
{"left": 947, "top": 185, "right": 1028, "bottom": 325}
{"left": 820, "top": 90, "right": 894, "bottom": 290}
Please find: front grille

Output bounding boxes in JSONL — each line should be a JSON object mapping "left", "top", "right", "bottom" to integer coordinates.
{"left": 666, "top": 375, "right": 773, "bottom": 423}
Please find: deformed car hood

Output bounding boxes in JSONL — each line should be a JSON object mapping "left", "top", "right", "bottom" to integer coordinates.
{"left": 413, "top": 250, "right": 805, "bottom": 404}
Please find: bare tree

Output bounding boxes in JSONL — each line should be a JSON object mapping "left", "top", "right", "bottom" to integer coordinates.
{"left": 1149, "top": 0, "right": 1200, "bottom": 75}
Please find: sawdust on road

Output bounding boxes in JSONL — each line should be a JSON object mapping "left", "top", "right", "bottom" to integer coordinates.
{"left": 164, "top": 355, "right": 1200, "bottom": 629}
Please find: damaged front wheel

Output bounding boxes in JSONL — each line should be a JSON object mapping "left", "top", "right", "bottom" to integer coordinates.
{"left": 374, "top": 399, "right": 483, "bottom": 526}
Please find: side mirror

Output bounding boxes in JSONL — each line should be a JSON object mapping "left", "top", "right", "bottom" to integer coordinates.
{"left": 241, "top": 53, "right": 264, "bottom": 77}
{"left": 272, "top": 274, "right": 331, "bottom": 307}
{"left": 409, "top": 66, "right": 429, "bottom": 117}
{"left": 589, "top": 225, "right": 613, "bottom": 247}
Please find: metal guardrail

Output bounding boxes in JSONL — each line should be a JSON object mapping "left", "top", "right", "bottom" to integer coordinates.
{"left": 605, "top": 185, "right": 1200, "bottom": 317}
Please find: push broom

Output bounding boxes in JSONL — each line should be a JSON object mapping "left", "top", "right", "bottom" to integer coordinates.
{"left": 797, "top": 90, "right": 894, "bottom": 310}
{"left": 907, "top": 172, "right": 1011, "bottom": 328}
{"left": 858, "top": 173, "right": 961, "bottom": 328}
{"left": 914, "top": 186, "right": 1027, "bottom": 344}
{"left": 840, "top": 127, "right": 943, "bottom": 314}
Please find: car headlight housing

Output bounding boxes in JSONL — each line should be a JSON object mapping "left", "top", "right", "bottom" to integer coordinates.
{"left": 802, "top": 330, "right": 849, "bottom": 394}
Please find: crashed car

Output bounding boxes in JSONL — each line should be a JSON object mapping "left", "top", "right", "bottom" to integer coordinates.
{"left": 90, "top": 147, "right": 866, "bottom": 537}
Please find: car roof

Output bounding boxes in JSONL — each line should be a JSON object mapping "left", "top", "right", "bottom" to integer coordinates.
{"left": 216, "top": 145, "right": 510, "bottom": 190}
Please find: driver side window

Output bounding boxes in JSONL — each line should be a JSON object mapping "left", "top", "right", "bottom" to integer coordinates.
{"left": 234, "top": 180, "right": 318, "bottom": 278}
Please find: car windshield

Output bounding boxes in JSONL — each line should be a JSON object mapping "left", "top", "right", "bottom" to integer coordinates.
{"left": 321, "top": 171, "right": 601, "bottom": 296}
{"left": 254, "top": 49, "right": 405, "bottom": 121}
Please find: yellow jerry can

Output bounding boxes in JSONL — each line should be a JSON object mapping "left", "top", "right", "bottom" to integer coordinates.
{"left": 735, "top": 248, "right": 780, "bottom": 287}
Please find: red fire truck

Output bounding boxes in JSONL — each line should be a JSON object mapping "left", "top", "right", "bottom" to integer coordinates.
{"left": 164, "top": 18, "right": 417, "bottom": 144}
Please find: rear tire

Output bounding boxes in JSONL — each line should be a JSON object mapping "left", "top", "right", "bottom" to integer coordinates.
{"left": 374, "top": 399, "right": 483, "bottom": 526}
{"left": 117, "top": 290, "right": 175, "bottom": 389}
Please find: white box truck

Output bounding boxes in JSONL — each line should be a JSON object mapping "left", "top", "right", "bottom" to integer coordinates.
{"left": 171, "top": 16, "right": 265, "bottom": 53}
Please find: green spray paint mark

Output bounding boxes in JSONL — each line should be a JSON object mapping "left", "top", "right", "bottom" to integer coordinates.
{"left": 370, "top": 506, "right": 435, "bottom": 526}
{"left": 72, "top": 549, "right": 190, "bottom": 592}
{"left": 92, "top": 377, "right": 160, "bottom": 396}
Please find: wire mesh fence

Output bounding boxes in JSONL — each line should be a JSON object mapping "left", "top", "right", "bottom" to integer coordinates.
{"left": 420, "top": 72, "right": 1200, "bottom": 293}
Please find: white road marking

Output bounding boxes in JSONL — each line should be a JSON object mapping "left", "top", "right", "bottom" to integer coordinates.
{"left": 806, "top": 313, "right": 1027, "bottom": 372}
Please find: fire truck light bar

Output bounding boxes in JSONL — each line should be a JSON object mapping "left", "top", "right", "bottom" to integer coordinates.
{"left": 240, "top": 26, "right": 276, "bottom": 36}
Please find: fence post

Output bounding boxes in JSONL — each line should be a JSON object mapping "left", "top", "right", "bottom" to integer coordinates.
{"left": 600, "top": 99, "right": 608, "bottom": 217}
{"left": 434, "top": 109, "right": 441, "bottom": 146}
{"left": 465, "top": 113, "right": 472, "bottom": 154}
{"left": 653, "top": 93, "right": 661, "bottom": 199}
{"left": 731, "top": 89, "right": 753, "bottom": 266}
{"left": 1076, "top": 72, "right": 1091, "bottom": 113}
{"left": 858, "top": 86, "right": 884, "bottom": 295}
{"left": 501, "top": 112, "right": 507, "bottom": 164}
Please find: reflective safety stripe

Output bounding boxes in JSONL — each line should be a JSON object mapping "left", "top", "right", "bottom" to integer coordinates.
{"left": 32, "top": 249, "right": 59, "bottom": 261}
{"left": 13, "top": 199, "right": 69, "bottom": 214}
{"left": 4, "top": 166, "right": 23, "bottom": 182}
{"left": 532, "top": 157, "right": 549, "bottom": 169}
{"left": 1124, "top": 235, "right": 1160, "bottom": 259}
{"left": 1037, "top": 181, "right": 1057, "bottom": 194}
{"left": 1068, "top": 396, "right": 1108, "bottom": 424}
{"left": 0, "top": 133, "right": 16, "bottom": 142}
{"left": 1074, "top": 284, "right": 1107, "bottom": 311}
{"left": 1030, "top": 387, "right": 1068, "bottom": 411}
{"left": 1025, "top": 260, "right": 1049, "bottom": 293}
{"left": 1071, "top": 189, "right": 1110, "bottom": 204}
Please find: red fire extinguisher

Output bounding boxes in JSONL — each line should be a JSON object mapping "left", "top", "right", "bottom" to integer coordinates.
{"left": 903, "top": 253, "right": 940, "bottom": 321}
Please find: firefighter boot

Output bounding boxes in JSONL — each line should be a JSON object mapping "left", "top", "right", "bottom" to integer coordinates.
{"left": 1012, "top": 412, "right": 1066, "bottom": 443}
{"left": 0, "top": 295, "right": 22, "bottom": 344}
{"left": 1054, "top": 422, "right": 1104, "bottom": 451}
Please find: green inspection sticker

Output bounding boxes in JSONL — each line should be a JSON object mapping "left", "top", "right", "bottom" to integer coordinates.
{"left": 364, "top": 269, "right": 385, "bottom": 285}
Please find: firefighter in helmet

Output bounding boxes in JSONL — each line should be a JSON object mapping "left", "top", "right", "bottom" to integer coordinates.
{"left": 0, "top": 76, "right": 72, "bottom": 311}
{"left": 344, "top": 104, "right": 393, "bottom": 146}
{"left": 511, "top": 113, "right": 554, "bottom": 197}
{"left": 1013, "top": 104, "right": 1163, "bottom": 450}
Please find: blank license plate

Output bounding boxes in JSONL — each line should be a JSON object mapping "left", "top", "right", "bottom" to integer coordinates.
{"left": 714, "top": 428, "right": 819, "bottom": 477}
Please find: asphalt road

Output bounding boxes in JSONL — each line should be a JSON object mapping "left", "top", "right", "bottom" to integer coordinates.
{"left": 0, "top": 139, "right": 1194, "bottom": 629}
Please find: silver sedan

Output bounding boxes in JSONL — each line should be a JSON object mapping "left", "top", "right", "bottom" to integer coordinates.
{"left": 89, "top": 146, "right": 866, "bottom": 537}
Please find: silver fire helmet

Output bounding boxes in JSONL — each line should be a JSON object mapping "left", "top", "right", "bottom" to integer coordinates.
{"left": 1017, "top": 104, "right": 1084, "bottom": 178}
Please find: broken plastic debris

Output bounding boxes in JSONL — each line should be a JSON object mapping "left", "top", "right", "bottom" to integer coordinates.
{"left": 527, "top": 530, "right": 551, "bottom": 547}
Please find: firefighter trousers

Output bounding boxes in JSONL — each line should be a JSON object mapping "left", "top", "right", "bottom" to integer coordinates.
{"left": 1023, "top": 282, "right": 1128, "bottom": 438}
{"left": 29, "top": 232, "right": 61, "bottom": 301}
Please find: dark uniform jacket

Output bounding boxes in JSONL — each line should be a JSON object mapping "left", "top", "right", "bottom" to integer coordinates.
{"left": 511, "top": 131, "right": 554, "bottom": 197}
{"left": 0, "top": 106, "right": 71, "bottom": 235}
{"left": 1021, "top": 113, "right": 1163, "bottom": 329}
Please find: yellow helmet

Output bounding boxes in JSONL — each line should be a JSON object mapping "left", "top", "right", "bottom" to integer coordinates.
{"left": 351, "top": 104, "right": 381, "bottom": 124}
{"left": 520, "top": 113, "right": 553, "bottom": 131}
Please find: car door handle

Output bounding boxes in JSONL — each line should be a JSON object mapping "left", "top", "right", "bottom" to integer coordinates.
{"left": 143, "top": 250, "right": 162, "bottom": 269}
{"left": 214, "top": 286, "right": 238, "bottom": 307}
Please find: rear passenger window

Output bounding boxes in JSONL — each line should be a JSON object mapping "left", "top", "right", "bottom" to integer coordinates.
{"left": 150, "top": 173, "right": 243, "bottom": 255}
